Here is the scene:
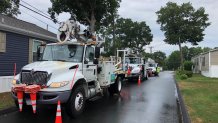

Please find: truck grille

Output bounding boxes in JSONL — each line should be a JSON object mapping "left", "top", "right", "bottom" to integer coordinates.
{"left": 21, "top": 70, "right": 49, "bottom": 85}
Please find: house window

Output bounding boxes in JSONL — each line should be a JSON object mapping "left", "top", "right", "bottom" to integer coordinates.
{"left": 202, "top": 57, "right": 205, "bottom": 66}
{"left": 0, "top": 32, "right": 6, "bottom": 52}
{"left": 32, "top": 40, "right": 43, "bottom": 61}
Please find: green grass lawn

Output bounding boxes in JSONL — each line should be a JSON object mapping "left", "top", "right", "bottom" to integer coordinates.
{"left": 0, "top": 92, "right": 15, "bottom": 110}
{"left": 177, "top": 74, "right": 218, "bottom": 123}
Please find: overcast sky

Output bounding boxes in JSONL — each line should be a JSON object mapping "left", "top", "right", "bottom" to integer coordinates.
{"left": 17, "top": 0, "right": 218, "bottom": 56}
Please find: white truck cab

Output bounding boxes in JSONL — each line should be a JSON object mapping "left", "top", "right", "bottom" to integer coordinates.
{"left": 12, "top": 41, "right": 122, "bottom": 117}
{"left": 147, "top": 58, "right": 158, "bottom": 76}
{"left": 125, "top": 56, "right": 149, "bottom": 81}
{"left": 116, "top": 50, "right": 149, "bottom": 82}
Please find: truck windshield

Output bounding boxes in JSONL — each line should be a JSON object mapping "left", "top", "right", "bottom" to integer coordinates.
{"left": 125, "top": 57, "right": 140, "bottom": 64}
{"left": 42, "top": 45, "right": 84, "bottom": 62}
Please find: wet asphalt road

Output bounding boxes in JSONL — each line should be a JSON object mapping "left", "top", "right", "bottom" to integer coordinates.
{"left": 0, "top": 71, "right": 179, "bottom": 123}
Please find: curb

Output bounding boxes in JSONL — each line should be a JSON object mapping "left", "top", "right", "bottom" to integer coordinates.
{"left": 174, "top": 76, "right": 191, "bottom": 123}
{"left": 0, "top": 106, "right": 17, "bottom": 116}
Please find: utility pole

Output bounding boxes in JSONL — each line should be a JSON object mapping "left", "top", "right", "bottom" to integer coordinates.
{"left": 149, "top": 46, "right": 153, "bottom": 53}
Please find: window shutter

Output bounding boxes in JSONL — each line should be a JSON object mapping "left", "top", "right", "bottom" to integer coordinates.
{"left": 0, "top": 32, "right": 6, "bottom": 52}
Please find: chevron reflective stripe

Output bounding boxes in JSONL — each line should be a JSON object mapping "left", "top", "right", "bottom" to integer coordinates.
{"left": 32, "top": 105, "right": 36, "bottom": 113}
{"left": 56, "top": 112, "right": 61, "bottom": 116}
{"left": 18, "top": 99, "right": 23, "bottom": 102}
{"left": 31, "top": 100, "right": 36, "bottom": 113}
{"left": 31, "top": 100, "right": 36, "bottom": 105}
{"left": 18, "top": 99, "right": 23, "bottom": 112}
{"left": 19, "top": 104, "right": 23, "bottom": 111}
{"left": 57, "top": 105, "right": 61, "bottom": 110}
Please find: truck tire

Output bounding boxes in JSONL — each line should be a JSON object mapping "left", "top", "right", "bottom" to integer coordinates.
{"left": 109, "top": 76, "right": 122, "bottom": 95}
{"left": 66, "top": 85, "right": 86, "bottom": 118}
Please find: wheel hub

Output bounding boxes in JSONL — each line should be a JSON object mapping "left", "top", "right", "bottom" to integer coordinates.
{"left": 75, "top": 92, "right": 83, "bottom": 111}
{"left": 118, "top": 79, "right": 122, "bottom": 91}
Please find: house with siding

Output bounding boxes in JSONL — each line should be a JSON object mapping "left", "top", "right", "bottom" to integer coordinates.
{"left": 0, "top": 14, "right": 56, "bottom": 92}
{"left": 192, "top": 48, "right": 218, "bottom": 78}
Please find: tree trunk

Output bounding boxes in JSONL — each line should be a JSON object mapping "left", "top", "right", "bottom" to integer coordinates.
{"left": 90, "top": 11, "right": 96, "bottom": 33}
{"left": 178, "top": 41, "right": 184, "bottom": 70}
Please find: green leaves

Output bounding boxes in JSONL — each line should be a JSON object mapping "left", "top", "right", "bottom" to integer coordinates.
{"left": 156, "top": 2, "right": 210, "bottom": 45}
{"left": 114, "top": 18, "right": 153, "bottom": 54}
{"left": 0, "top": 0, "right": 20, "bottom": 17}
{"left": 48, "top": 0, "right": 121, "bottom": 32}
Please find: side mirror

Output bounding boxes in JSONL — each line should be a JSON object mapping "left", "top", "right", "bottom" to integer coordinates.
{"left": 93, "top": 58, "right": 98, "bottom": 64}
{"left": 95, "top": 47, "right": 100, "bottom": 58}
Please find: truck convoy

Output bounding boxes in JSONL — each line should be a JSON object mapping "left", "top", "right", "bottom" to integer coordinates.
{"left": 147, "top": 58, "right": 159, "bottom": 76}
{"left": 116, "top": 50, "right": 149, "bottom": 82}
{"left": 11, "top": 18, "right": 124, "bottom": 117}
{"left": 125, "top": 56, "right": 149, "bottom": 81}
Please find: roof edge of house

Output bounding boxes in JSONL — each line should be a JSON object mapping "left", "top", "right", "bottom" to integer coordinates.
{"left": 191, "top": 48, "right": 218, "bottom": 59}
{"left": 0, "top": 23, "right": 57, "bottom": 42}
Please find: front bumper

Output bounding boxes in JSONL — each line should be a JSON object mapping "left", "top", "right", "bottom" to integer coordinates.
{"left": 12, "top": 90, "right": 71, "bottom": 104}
{"left": 126, "top": 73, "right": 140, "bottom": 79}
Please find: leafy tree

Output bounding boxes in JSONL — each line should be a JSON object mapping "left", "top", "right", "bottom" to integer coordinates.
{"left": 105, "top": 18, "right": 153, "bottom": 54}
{"left": 183, "top": 61, "right": 193, "bottom": 71}
{"left": 166, "top": 51, "right": 181, "bottom": 70}
{"left": 142, "top": 52, "right": 152, "bottom": 60}
{"left": 202, "top": 47, "right": 211, "bottom": 52}
{"left": 182, "top": 46, "right": 211, "bottom": 61}
{"left": 152, "top": 51, "right": 166, "bottom": 66}
{"left": 0, "top": 0, "right": 20, "bottom": 17}
{"left": 48, "top": 0, "right": 121, "bottom": 33}
{"left": 156, "top": 2, "right": 210, "bottom": 69}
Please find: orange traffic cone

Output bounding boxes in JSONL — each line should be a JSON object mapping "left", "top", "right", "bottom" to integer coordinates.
{"left": 55, "top": 100, "right": 62, "bottom": 123}
{"left": 138, "top": 76, "right": 141, "bottom": 86}
{"left": 30, "top": 93, "right": 37, "bottom": 114}
{"left": 17, "top": 91, "right": 23, "bottom": 112}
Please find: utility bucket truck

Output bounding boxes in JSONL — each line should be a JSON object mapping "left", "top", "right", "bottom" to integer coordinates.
{"left": 11, "top": 18, "right": 123, "bottom": 117}
{"left": 147, "top": 58, "right": 159, "bottom": 76}
{"left": 115, "top": 50, "right": 149, "bottom": 82}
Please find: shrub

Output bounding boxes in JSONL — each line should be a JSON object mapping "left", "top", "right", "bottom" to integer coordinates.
{"left": 184, "top": 71, "right": 193, "bottom": 78}
{"left": 180, "top": 74, "right": 188, "bottom": 80}
{"left": 184, "top": 61, "right": 193, "bottom": 71}
{"left": 176, "top": 70, "right": 193, "bottom": 78}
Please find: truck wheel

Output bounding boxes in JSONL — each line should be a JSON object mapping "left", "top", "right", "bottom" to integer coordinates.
{"left": 66, "top": 85, "right": 86, "bottom": 118}
{"left": 109, "top": 76, "right": 122, "bottom": 95}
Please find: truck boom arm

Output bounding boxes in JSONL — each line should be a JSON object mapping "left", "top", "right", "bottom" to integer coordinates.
{"left": 57, "top": 18, "right": 95, "bottom": 43}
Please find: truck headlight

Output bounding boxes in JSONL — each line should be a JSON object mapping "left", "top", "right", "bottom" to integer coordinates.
{"left": 12, "top": 79, "right": 19, "bottom": 85}
{"left": 49, "top": 81, "right": 69, "bottom": 88}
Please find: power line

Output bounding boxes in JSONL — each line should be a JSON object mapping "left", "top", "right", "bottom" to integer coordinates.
{"left": 20, "top": 9, "right": 58, "bottom": 30}
{"left": 20, "top": 0, "right": 51, "bottom": 17}
{"left": 19, "top": 3, "right": 60, "bottom": 23}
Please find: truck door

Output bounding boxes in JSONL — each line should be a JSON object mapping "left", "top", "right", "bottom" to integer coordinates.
{"left": 83, "top": 45, "right": 97, "bottom": 82}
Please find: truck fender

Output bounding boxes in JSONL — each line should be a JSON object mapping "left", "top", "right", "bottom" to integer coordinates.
{"left": 70, "top": 78, "right": 88, "bottom": 98}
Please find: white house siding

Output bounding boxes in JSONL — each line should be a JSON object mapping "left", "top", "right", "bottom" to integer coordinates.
{"left": 0, "top": 76, "right": 13, "bottom": 93}
{"left": 210, "top": 65, "right": 218, "bottom": 78}
{"left": 201, "top": 71, "right": 210, "bottom": 77}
